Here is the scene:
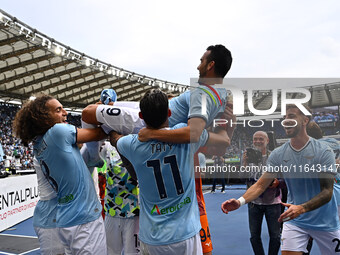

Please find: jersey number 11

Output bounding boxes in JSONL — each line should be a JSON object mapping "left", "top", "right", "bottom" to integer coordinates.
{"left": 147, "top": 155, "right": 184, "bottom": 199}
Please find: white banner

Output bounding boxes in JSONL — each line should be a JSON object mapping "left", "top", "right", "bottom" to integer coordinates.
{"left": 0, "top": 175, "right": 39, "bottom": 232}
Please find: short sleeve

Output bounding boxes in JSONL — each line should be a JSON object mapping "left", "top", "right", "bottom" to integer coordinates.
{"left": 50, "top": 124, "right": 76, "bottom": 148}
{"left": 319, "top": 147, "right": 336, "bottom": 175}
{"left": 266, "top": 149, "right": 279, "bottom": 172}
{"left": 188, "top": 89, "right": 209, "bottom": 123}
{"left": 198, "top": 153, "right": 206, "bottom": 168}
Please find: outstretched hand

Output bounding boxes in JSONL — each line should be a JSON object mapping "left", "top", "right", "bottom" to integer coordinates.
{"left": 278, "top": 202, "right": 305, "bottom": 222}
{"left": 221, "top": 199, "right": 240, "bottom": 214}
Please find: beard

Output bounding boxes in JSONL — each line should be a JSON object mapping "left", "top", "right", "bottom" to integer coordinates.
{"left": 285, "top": 126, "right": 300, "bottom": 138}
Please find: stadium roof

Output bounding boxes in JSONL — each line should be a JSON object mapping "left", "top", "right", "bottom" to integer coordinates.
{"left": 241, "top": 80, "right": 340, "bottom": 114}
{"left": 0, "top": 9, "right": 187, "bottom": 110}
{"left": 0, "top": 9, "right": 340, "bottom": 112}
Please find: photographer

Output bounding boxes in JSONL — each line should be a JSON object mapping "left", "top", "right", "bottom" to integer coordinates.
{"left": 243, "top": 131, "right": 282, "bottom": 255}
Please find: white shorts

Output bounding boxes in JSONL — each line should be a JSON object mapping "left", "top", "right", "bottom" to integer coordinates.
{"left": 58, "top": 216, "right": 107, "bottom": 255}
{"left": 140, "top": 232, "right": 202, "bottom": 255}
{"left": 282, "top": 223, "right": 340, "bottom": 254}
{"left": 105, "top": 216, "right": 140, "bottom": 255}
{"left": 34, "top": 227, "right": 71, "bottom": 255}
{"left": 96, "top": 105, "right": 144, "bottom": 135}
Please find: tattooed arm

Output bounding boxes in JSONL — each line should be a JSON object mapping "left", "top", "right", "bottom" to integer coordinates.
{"left": 278, "top": 172, "right": 334, "bottom": 222}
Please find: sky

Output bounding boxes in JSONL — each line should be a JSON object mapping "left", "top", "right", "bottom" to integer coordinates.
{"left": 1, "top": 0, "right": 340, "bottom": 86}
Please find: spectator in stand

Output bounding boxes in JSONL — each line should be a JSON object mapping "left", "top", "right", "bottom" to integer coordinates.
{"left": 0, "top": 103, "right": 81, "bottom": 171}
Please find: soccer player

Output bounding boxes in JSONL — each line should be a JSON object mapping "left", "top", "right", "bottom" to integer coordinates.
{"left": 103, "top": 141, "right": 140, "bottom": 255}
{"left": 221, "top": 104, "right": 340, "bottom": 255}
{"left": 82, "top": 44, "right": 233, "bottom": 143}
{"left": 82, "top": 90, "right": 141, "bottom": 254}
{"left": 304, "top": 121, "right": 340, "bottom": 254}
{"left": 13, "top": 95, "right": 108, "bottom": 254}
{"left": 109, "top": 89, "right": 230, "bottom": 255}
{"left": 81, "top": 45, "right": 234, "bottom": 255}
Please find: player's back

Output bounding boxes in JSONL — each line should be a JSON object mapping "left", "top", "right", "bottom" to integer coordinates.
{"left": 117, "top": 124, "right": 208, "bottom": 245}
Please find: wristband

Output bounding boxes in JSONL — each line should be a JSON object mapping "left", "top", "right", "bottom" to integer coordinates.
{"left": 237, "top": 196, "right": 246, "bottom": 206}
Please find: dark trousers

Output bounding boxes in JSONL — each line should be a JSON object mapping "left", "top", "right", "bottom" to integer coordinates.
{"left": 212, "top": 178, "right": 225, "bottom": 191}
{"left": 248, "top": 203, "right": 281, "bottom": 255}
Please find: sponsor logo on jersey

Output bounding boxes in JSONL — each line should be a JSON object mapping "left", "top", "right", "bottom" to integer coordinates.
{"left": 150, "top": 196, "right": 191, "bottom": 215}
{"left": 58, "top": 194, "right": 74, "bottom": 204}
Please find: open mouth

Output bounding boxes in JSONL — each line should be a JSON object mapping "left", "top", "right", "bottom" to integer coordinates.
{"left": 282, "top": 119, "right": 297, "bottom": 129}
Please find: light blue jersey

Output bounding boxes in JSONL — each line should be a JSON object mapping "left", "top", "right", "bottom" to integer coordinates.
{"left": 33, "top": 198, "right": 58, "bottom": 228}
{"left": 267, "top": 138, "right": 339, "bottom": 231}
{"left": 319, "top": 137, "right": 340, "bottom": 206}
{"left": 33, "top": 158, "right": 58, "bottom": 228}
{"left": 33, "top": 124, "right": 101, "bottom": 228}
{"left": 117, "top": 123, "right": 208, "bottom": 245}
{"left": 169, "top": 85, "right": 228, "bottom": 127}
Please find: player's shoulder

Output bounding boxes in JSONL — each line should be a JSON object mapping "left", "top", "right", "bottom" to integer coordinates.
{"left": 45, "top": 123, "right": 76, "bottom": 146}
{"left": 49, "top": 123, "right": 74, "bottom": 133}
{"left": 310, "top": 137, "right": 331, "bottom": 150}
{"left": 118, "top": 134, "right": 138, "bottom": 146}
{"left": 312, "top": 139, "right": 336, "bottom": 160}
{"left": 320, "top": 137, "right": 340, "bottom": 150}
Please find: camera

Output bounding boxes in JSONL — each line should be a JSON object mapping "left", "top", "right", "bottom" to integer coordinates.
{"left": 246, "top": 148, "right": 262, "bottom": 164}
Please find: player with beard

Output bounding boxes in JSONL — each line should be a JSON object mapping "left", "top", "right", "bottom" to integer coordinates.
{"left": 82, "top": 45, "right": 235, "bottom": 255}
{"left": 221, "top": 104, "right": 340, "bottom": 255}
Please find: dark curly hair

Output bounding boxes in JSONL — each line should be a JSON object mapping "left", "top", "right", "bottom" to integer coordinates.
{"left": 13, "top": 95, "right": 55, "bottom": 146}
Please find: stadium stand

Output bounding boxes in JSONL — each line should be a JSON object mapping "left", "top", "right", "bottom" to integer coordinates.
{"left": 0, "top": 102, "right": 81, "bottom": 173}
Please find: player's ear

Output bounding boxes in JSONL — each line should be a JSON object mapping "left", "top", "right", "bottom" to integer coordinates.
{"left": 168, "top": 109, "right": 171, "bottom": 117}
{"left": 138, "top": 112, "right": 143, "bottom": 119}
{"left": 303, "top": 116, "right": 309, "bottom": 126}
{"left": 207, "top": 60, "right": 215, "bottom": 71}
